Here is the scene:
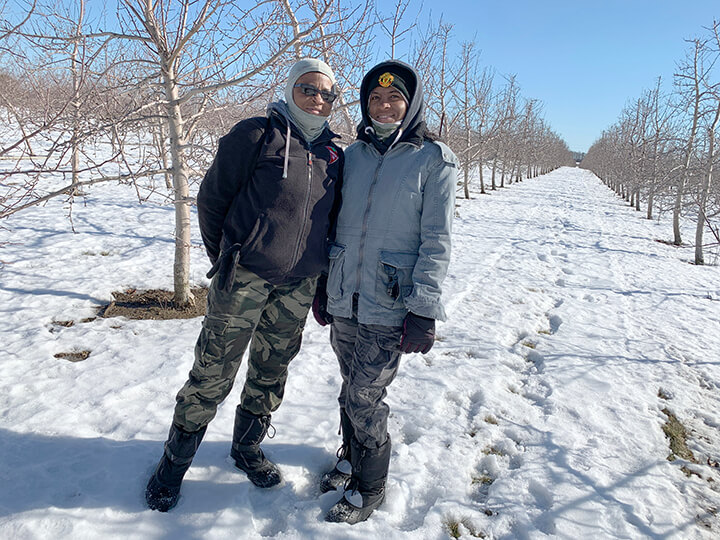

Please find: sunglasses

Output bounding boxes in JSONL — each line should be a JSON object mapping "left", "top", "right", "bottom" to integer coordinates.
{"left": 293, "top": 83, "right": 337, "bottom": 103}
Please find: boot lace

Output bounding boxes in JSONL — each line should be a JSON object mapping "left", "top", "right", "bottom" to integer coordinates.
{"left": 260, "top": 415, "right": 276, "bottom": 439}
{"left": 336, "top": 443, "right": 350, "bottom": 460}
{"left": 342, "top": 475, "right": 359, "bottom": 494}
{"left": 341, "top": 445, "right": 366, "bottom": 493}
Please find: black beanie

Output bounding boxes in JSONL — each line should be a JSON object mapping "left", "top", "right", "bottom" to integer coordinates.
{"left": 369, "top": 71, "right": 411, "bottom": 103}
{"left": 361, "top": 61, "right": 417, "bottom": 107}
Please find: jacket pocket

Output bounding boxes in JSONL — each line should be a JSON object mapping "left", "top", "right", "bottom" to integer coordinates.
{"left": 326, "top": 243, "right": 346, "bottom": 301}
{"left": 375, "top": 251, "right": 418, "bottom": 310}
{"left": 239, "top": 212, "right": 266, "bottom": 257}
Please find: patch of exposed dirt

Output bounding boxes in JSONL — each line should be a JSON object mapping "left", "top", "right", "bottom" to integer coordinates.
{"left": 98, "top": 288, "right": 208, "bottom": 320}
{"left": 662, "top": 407, "right": 697, "bottom": 463}
{"left": 655, "top": 239, "right": 684, "bottom": 247}
{"left": 55, "top": 350, "right": 91, "bottom": 362}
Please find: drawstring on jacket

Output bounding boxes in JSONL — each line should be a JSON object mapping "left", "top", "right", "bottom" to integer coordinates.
{"left": 364, "top": 125, "right": 403, "bottom": 152}
{"left": 282, "top": 122, "right": 291, "bottom": 179}
{"left": 388, "top": 128, "right": 403, "bottom": 151}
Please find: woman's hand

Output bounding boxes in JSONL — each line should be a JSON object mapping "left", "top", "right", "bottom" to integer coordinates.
{"left": 312, "top": 274, "right": 333, "bottom": 326}
{"left": 400, "top": 312, "right": 435, "bottom": 354}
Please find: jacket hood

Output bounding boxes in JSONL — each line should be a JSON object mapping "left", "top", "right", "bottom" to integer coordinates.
{"left": 357, "top": 60, "right": 426, "bottom": 151}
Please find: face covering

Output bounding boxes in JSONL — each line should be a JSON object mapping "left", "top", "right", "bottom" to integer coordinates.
{"left": 283, "top": 58, "right": 337, "bottom": 142}
{"left": 371, "top": 118, "right": 401, "bottom": 140}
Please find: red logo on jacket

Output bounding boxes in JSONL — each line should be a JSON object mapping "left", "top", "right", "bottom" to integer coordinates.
{"left": 326, "top": 146, "right": 339, "bottom": 164}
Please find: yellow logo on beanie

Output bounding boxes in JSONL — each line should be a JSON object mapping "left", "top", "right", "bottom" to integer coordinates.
{"left": 378, "top": 72, "right": 394, "bottom": 87}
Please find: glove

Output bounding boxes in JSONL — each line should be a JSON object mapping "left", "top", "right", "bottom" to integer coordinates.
{"left": 206, "top": 249, "right": 239, "bottom": 293}
{"left": 399, "top": 312, "right": 435, "bottom": 354}
{"left": 312, "top": 274, "right": 333, "bottom": 326}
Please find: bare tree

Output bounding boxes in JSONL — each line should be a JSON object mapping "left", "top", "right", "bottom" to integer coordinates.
{"left": 411, "top": 18, "right": 458, "bottom": 138}
{"left": 448, "top": 40, "right": 480, "bottom": 199}
{"left": 642, "top": 79, "right": 677, "bottom": 220}
{"left": 695, "top": 97, "right": 720, "bottom": 264}
{"left": 1, "top": 1, "right": 127, "bottom": 221}
{"left": 490, "top": 75, "right": 519, "bottom": 189}
{"left": 694, "top": 20, "right": 720, "bottom": 264}
{"left": 68, "top": 0, "right": 85, "bottom": 195}
{"left": 472, "top": 67, "right": 495, "bottom": 194}
{"left": 673, "top": 38, "right": 707, "bottom": 245}
{"left": 376, "top": 0, "right": 416, "bottom": 59}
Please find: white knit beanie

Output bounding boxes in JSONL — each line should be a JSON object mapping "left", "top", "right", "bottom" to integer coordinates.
{"left": 283, "top": 58, "right": 337, "bottom": 142}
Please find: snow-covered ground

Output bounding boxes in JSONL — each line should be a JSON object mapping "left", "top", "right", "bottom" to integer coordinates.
{"left": 1, "top": 166, "right": 718, "bottom": 539}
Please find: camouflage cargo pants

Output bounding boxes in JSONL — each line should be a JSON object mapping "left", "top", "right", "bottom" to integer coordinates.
{"left": 330, "top": 310, "right": 404, "bottom": 449}
{"left": 173, "top": 265, "right": 317, "bottom": 432}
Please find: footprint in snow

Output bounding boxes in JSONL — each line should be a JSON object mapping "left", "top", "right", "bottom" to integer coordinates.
{"left": 529, "top": 480, "right": 557, "bottom": 535}
{"left": 548, "top": 314, "right": 563, "bottom": 333}
{"left": 526, "top": 350, "right": 545, "bottom": 373}
{"left": 528, "top": 479, "right": 554, "bottom": 510}
{"left": 401, "top": 422, "right": 423, "bottom": 445}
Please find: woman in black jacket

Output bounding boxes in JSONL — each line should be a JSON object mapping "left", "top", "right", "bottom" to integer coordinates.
{"left": 145, "top": 58, "right": 343, "bottom": 512}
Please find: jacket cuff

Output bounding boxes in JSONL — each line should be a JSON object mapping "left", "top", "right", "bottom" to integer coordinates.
{"left": 404, "top": 289, "right": 447, "bottom": 321}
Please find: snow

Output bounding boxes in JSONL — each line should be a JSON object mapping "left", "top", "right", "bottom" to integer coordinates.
{"left": 1, "top": 166, "right": 719, "bottom": 539}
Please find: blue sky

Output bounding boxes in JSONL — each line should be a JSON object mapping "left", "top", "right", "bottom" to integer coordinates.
{"left": 411, "top": 0, "right": 720, "bottom": 152}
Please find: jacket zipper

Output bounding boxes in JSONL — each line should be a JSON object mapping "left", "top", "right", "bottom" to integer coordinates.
{"left": 354, "top": 152, "right": 386, "bottom": 293}
{"left": 289, "top": 146, "right": 314, "bottom": 274}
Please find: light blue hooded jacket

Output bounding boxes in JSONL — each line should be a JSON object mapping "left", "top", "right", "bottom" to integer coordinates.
{"left": 326, "top": 61, "right": 457, "bottom": 326}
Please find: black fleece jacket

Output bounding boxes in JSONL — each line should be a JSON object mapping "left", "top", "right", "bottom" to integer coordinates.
{"left": 197, "top": 109, "right": 343, "bottom": 285}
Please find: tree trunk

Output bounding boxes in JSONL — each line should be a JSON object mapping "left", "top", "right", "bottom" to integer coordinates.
{"left": 156, "top": 114, "right": 172, "bottom": 190}
{"left": 70, "top": 1, "right": 84, "bottom": 197}
{"left": 491, "top": 158, "right": 497, "bottom": 190}
{"left": 162, "top": 62, "right": 193, "bottom": 307}
{"left": 695, "top": 104, "right": 720, "bottom": 264}
{"left": 672, "top": 181, "right": 685, "bottom": 245}
{"left": 674, "top": 42, "right": 703, "bottom": 246}
{"left": 478, "top": 154, "right": 485, "bottom": 194}
{"left": 463, "top": 126, "right": 470, "bottom": 199}
{"left": 463, "top": 164, "right": 470, "bottom": 199}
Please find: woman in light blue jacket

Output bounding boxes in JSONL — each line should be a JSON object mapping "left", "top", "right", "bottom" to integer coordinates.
{"left": 312, "top": 60, "right": 458, "bottom": 524}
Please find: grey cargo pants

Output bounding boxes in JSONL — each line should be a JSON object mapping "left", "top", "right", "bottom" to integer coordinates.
{"left": 173, "top": 265, "right": 317, "bottom": 432}
{"left": 330, "top": 310, "right": 404, "bottom": 449}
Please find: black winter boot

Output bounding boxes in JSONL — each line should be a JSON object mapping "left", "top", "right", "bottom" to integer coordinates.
{"left": 320, "top": 408, "right": 354, "bottom": 493}
{"left": 145, "top": 423, "right": 207, "bottom": 512}
{"left": 325, "top": 435, "right": 391, "bottom": 524}
{"left": 230, "top": 406, "right": 281, "bottom": 488}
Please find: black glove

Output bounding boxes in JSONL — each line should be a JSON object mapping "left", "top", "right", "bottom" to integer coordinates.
{"left": 312, "top": 274, "right": 333, "bottom": 326}
{"left": 206, "top": 249, "right": 239, "bottom": 293}
{"left": 400, "top": 312, "right": 435, "bottom": 354}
